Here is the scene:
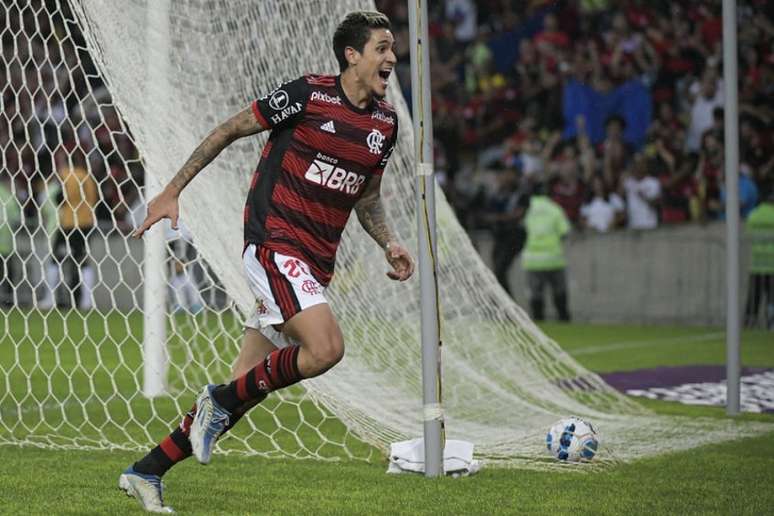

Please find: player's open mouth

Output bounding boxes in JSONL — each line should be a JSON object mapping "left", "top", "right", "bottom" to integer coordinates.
{"left": 378, "top": 69, "right": 391, "bottom": 87}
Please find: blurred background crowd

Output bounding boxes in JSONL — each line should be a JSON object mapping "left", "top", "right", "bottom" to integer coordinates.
{"left": 376, "top": 0, "right": 774, "bottom": 234}
{"left": 1, "top": 0, "right": 773, "bottom": 322}
{"left": 1, "top": 0, "right": 143, "bottom": 235}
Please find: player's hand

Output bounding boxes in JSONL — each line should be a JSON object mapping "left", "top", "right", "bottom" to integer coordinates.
{"left": 132, "top": 187, "right": 180, "bottom": 239}
{"left": 385, "top": 241, "right": 414, "bottom": 281}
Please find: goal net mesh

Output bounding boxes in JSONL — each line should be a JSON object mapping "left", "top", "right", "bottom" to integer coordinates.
{"left": 1, "top": 0, "right": 770, "bottom": 469}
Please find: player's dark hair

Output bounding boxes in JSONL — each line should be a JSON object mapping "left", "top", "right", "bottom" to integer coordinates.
{"left": 333, "top": 11, "right": 391, "bottom": 72}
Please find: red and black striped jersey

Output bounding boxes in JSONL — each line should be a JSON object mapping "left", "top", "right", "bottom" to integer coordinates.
{"left": 245, "top": 74, "right": 398, "bottom": 286}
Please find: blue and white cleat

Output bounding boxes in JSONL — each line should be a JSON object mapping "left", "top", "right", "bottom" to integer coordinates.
{"left": 118, "top": 466, "right": 174, "bottom": 513}
{"left": 189, "top": 383, "right": 231, "bottom": 465}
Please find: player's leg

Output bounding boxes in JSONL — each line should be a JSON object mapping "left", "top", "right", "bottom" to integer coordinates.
{"left": 120, "top": 328, "right": 276, "bottom": 512}
{"left": 200, "top": 305, "right": 341, "bottom": 439}
{"left": 282, "top": 303, "right": 344, "bottom": 377}
{"left": 0, "top": 254, "right": 10, "bottom": 306}
{"left": 765, "top": 274, "right": 774, "bottom": 329}
{"left": 550, "top": 268, "right": 570, "bottom": 322}
{"left": 189, "top": 246, "right": 337, "bottom": 464}
{"left": 38, "top": 230, "right": 66, "bottom": 309}
{"left": 211, "top": 248, "right": 340, "bottom": 409}
{"left": 528, "top": 270, "right": 546, "bottom": 321}
{"left": 492, "top": 236, "right": 515, "bottom": 296}
{"left": 744, "top": 274, "right": 763, "bottom": 327}
{"left": 72, "top": 228, "right": 95, "bottom": 310}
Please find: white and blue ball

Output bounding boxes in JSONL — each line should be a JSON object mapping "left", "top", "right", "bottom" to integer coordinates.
{"left": 546, "top": 416, "right": 599, "bottom": 462}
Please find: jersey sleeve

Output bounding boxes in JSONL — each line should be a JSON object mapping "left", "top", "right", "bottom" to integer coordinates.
{"left": 251, "top": 76, "right": 310, "bottom": 130}
{"left": 373, "top": 115, "right": 399, "bottom": 177}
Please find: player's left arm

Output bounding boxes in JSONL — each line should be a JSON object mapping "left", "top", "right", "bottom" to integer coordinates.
{"left": 354, "top": 176, "right": 414, "bottom": 281}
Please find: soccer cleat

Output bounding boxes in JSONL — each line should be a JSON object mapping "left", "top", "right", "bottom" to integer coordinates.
{"left": 189, "top": 384, "right": 231, "bottom": 464}
{"left": 118, "top": 466, "right": 174, "bottom": 513}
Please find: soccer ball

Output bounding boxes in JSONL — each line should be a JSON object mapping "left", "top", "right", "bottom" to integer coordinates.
{"left": 546, "top": 416, "right": 599, "bottom": 462}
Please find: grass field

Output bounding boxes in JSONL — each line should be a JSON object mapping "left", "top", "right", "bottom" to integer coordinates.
{"left": 1, "top": 309, "right": 773, "bottom": 514}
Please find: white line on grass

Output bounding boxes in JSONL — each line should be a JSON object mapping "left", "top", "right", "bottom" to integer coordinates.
{"left": 569, "top": 332, "right": 724, "bottom": 356}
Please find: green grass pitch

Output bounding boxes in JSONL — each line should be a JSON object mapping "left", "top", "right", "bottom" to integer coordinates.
{"left": 1, "top": 309, "right": 773, "bottom": 514}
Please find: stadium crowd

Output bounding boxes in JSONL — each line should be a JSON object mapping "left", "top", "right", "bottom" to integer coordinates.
{"left": 0, "top": 1, "right": 143, "bottom": 235}
{"left": 1, "top": 0, "right": 773, "bottom": 318}
{"left": 376, "top": 0, "right": 774, "bottom": 233}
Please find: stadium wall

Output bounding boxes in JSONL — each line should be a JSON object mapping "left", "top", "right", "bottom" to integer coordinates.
{"left": 476, "top": 222, "right": 740, "bottom": 326}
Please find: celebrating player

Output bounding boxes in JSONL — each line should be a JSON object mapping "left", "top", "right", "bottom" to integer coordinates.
{"left": 119, "top": 11, "right": 412, "bottom": 513}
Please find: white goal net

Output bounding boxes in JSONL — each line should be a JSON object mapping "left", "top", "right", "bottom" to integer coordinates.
{"left": 1, "top": 0, "right": 771, "bottom": 469}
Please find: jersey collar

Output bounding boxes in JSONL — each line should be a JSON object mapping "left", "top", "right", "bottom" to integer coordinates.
{"left": 335, "top": 75, "right": 376, "bottom": 114}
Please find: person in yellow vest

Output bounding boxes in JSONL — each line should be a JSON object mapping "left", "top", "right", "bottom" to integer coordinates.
{"left": 38, "top": 147, "right": 98, "bottom": 310}
{"left": 744, "top": 191, "right": 774, "bottom": 329}
{"left": 521, "top": 181, "right": 571, "bottom": 321}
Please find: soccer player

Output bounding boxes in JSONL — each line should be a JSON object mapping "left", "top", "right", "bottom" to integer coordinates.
{"left": 119, "top": 11, "right": 413, "bottom": 513}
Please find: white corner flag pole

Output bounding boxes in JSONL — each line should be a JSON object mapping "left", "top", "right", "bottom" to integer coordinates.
{"left": 723, "top": 0, "right": 741, "bottom": 415}
{"left": 142, "top": 0, "right": 170, "bottom": 398}
{"left": 407, "top": 0, "right": 444, "bottom": 476}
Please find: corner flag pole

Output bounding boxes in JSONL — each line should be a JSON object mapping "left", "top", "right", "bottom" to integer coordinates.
{"left": 142, "top": 0, "right": 170, "bottom": 398}
{"left": 407, "top": 0, "right": 444, "bottom": 476}
{"left": 722, "top": 0, "right": 741, "bottom": 415}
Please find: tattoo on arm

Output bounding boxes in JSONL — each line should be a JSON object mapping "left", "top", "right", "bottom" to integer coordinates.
{"left": 168, "top": 107, "right": 263, "bottom": 194}
{"left": 355, "top": 179, "right": 394, "bottom": 250}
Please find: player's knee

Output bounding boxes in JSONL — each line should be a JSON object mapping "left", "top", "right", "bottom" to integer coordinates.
{"left": 306, "top": 329, "right": 345, "bottom": 373}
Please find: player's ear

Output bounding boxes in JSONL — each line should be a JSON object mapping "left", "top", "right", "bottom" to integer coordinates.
{"left": 344, "top": 46, "right": 360, "bottom": 67}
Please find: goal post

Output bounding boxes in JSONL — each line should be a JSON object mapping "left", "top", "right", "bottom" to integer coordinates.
{"left": 408, "top": 0, "right": 444, "bottom": 477}
{"left": 722, "top": 0, "right": 741, "bottom": 416}
{"left": 141, "top": 0, "right": 171, "bottom": 399}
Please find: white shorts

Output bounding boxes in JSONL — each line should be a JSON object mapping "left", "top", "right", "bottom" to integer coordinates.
{"left": 242, "top": 244, "right": 327, "bottom": 330}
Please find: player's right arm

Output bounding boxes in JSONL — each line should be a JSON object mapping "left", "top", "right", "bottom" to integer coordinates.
{"left": 132, "top": 106, "right": 265, "bottom": 238}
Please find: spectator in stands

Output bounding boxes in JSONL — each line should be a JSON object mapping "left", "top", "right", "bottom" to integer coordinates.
{"left": 719, "top": 163, "right": 759, "bottom": 221}
{"left": 686, "top": 67, "right": 724, "bottom": 152}
{"left": 622, "top": 151, "right": 660, "bottom": 230}
{"left": 652, "top": 139, "right": 698, "bottom": 224}
{"left": 695, "top": 128, "right": 724, "bottom": 220}
{"left": 740, "top": 116, "right": 774, "bottom": 200}
{"left": 445, "top": 0, "right": 477, "bottom": 44}
{"left": 0, "top": 171, "right": 21, "bottom": 306}
{"left": 580, "top": 174, "right": 625, "bottom": 233}
{"left": 600, "top": 115, "right": 630, "bottom": 190}
{"left": 549, "top": 131, "right": 591, "bottom": 228}
{"left": 522, "top": 181, "right": 571, "bottom": 322}
{"left": 648, "top": 102, "right": 684, "bottom": 147}
{"left": 503, "top": 117, "right": 561, "bottom": 181}
{"left": 533, "top": 12, "right": 570, "bottom": 55}
{"left": 744, "top": 191, "right": 774, "bottom": 329}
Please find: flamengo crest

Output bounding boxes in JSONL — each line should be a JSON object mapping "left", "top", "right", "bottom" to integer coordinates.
{"left": 366, "top": 128, "right": 385, "bottom": 154}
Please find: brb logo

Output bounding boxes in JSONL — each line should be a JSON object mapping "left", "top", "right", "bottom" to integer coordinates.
{"left": 304, "top": 157, "right": 366, "bottom": 195}
{"left": 366, "top": 128, "right": 385, "bottom": 154}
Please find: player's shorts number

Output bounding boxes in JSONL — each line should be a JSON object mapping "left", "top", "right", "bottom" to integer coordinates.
{"left": 282, "top": 258, "right": 308, "bottom": 278}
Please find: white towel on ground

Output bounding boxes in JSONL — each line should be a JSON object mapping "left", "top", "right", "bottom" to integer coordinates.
{"left": 387, "top": 438, "right": 481, "bottom": 477}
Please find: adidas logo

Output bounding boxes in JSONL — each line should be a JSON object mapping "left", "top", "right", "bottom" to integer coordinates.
{"left": 320, "top": 120, "right": 336, "bottom": 133}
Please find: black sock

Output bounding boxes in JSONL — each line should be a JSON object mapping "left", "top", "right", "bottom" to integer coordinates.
{"left": 213, "top": 346, "right": 302, "bottom": 412}
{"left": 132, "top": 396, "right": 265, "bottom": 477}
